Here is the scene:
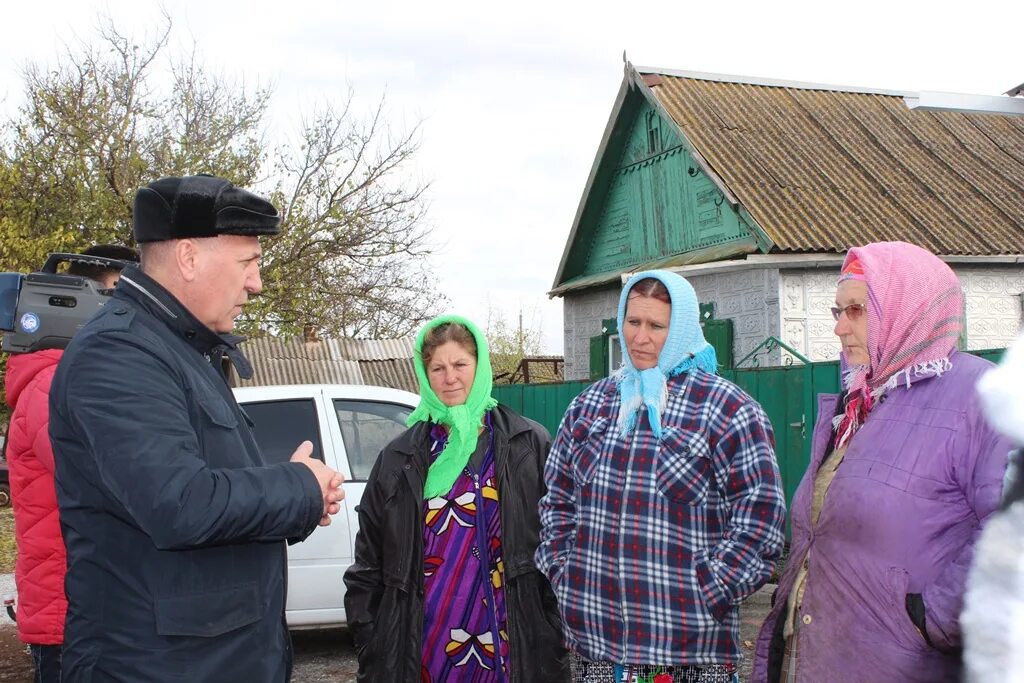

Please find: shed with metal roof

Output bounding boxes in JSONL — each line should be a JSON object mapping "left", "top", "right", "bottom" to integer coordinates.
{"left": 231, "top": 336, "right": 419, "bottom": 392}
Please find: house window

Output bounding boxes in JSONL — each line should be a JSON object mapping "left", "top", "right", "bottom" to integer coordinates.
{"left": 647, "top": 112, "right": 662, "bottom": 155}
{"left": 608, "top": 334, "right": 622, "bottom": 373}
{"left": 589, "top": 318, "right": 619, "bottom": 380}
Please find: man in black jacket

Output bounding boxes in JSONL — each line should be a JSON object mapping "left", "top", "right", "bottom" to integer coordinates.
{"left": 49, "top": 175, "right": 344, "bottom": 682}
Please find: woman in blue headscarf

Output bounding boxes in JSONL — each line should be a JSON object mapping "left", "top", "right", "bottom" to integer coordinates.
{"left": 535, "top": 270, "right": 786, "bottom": 683}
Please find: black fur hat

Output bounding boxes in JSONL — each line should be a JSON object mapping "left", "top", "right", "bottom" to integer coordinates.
{"left": 132, "top": 174, "right": 280, "bottom": 243}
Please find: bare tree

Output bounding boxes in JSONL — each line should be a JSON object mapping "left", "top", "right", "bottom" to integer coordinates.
{"left": 243, "top": 96, "right": 445, "bottom": 339}
{"left": 0, "top": 12, "right": 444, "bottom": 339}
{"left": 0, "top": 12, "right": 270, "bottom": 272}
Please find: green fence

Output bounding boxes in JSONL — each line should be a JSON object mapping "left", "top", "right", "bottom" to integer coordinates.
{"left": 494, "top": 347, "right": 1006, "bottom": 511}
{"left": 491, "top": 381, "right": 593, "bottom": 436}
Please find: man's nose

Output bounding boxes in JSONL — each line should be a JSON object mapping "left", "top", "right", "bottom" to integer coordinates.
{"left": 247, "top": 267, "right": 263, "bottom": 294}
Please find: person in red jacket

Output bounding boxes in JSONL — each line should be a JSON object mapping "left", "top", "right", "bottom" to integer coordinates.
{"left": 3, "top": 244, "right": 137, "bottom": 683}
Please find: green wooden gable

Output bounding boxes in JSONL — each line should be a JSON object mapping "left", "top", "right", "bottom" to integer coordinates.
{"left": 553, "top": 82, "right": 766, "bottom": 294}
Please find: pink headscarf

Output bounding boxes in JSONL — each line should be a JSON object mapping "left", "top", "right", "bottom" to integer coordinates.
{"left": 834, "top": 241, "right": 963, "bottom": 448}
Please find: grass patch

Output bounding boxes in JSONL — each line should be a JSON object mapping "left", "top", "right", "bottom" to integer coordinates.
{"left": 0, "top": 508, "right": 15, "bottom": 574}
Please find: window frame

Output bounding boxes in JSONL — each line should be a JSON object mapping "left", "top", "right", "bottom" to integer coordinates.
{"left": 238, "top": 397, "right": 326, "bottom": 465}
{"left": 331, "top": 398, "right": 413, "bottom": 482}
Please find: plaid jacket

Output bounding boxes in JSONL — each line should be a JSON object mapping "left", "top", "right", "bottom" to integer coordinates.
{"left": 535, "top": 370, "right": 786, "bottom": 666}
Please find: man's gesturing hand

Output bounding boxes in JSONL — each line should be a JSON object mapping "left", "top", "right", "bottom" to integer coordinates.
{"left": 290, "top": 441, "right": 345, "bottom": 526}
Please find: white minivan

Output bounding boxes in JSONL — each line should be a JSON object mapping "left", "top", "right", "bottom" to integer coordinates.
{"left": 232, "top": 384, "right": 419, "bottom": 629}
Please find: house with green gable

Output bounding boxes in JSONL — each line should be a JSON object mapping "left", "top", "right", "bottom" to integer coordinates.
{"left": 552, "top": 63, "right": 1024, "bottom": 381}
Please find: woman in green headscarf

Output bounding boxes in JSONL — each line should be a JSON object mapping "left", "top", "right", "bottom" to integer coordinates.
{"left": 343, "top": 315, "right": 570, "bottom": 683}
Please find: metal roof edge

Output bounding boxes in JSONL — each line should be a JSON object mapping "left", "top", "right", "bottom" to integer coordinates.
{"left": 553, "top": 251, "right": 1024, "bottom": 296}
{"left": 940, "top": 254, "right": 1024, "bottom": 264}
{"left": 634, "top": 65, "right": 915, "bottom": 98}
{"left": 658, "top": 252, "right": 1024, "bottom": 279}
{"left": 660, "top": 253, "right": 844, "bottom": 279}
{"left": 905, "top": 91, "right": 1024, "bottom": 116}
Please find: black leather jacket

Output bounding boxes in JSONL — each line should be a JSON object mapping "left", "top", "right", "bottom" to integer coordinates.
{"left": 343, "top": 404, "right": 570, "bottom": 682}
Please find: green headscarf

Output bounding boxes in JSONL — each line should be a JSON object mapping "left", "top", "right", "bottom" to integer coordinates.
{"left": 407, "top": 314, "right": 498, "bottom": 499}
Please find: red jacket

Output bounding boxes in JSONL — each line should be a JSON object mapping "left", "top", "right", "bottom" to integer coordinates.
{"left": 5, "top": 349, "right": 66, "bottom": 644}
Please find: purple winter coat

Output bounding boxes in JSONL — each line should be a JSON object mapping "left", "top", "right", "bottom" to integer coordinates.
{"left": 751, "top": 352, "right": 1011, "bottom": 682}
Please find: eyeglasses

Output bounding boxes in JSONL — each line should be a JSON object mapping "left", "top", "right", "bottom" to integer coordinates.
{"left": 830, "top": 303, "right": 866, "bottom": 322}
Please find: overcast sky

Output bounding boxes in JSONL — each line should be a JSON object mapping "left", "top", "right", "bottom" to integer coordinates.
{"left": 2, "top": 1, "right": 1021, "bottom": 352}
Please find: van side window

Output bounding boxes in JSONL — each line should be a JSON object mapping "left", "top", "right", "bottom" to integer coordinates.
{"left": 240, "top": 399, "right": 324, "bottom": 464}
{"left": 333, "top": 400, "right": 412, "bottom": 481}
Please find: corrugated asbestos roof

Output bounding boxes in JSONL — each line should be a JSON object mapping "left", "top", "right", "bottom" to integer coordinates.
{"left": 233, "top": 336, "right": 418, "bottom": 392}
{"left": 642, "top": 69, "right": 1024, "bottom": 254}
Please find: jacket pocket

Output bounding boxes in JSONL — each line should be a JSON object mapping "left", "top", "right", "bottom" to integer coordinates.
{"left": 885, "top": 567, "right": 929, "bottom": 651}
{"left": 197, "top": 394, "right": 238, "bottom": 429}
{"left": 155, "top": 582, "right": 261, "bottom": 637}
{"left": 366, "top": 581, "right": 409, "bottom": 659}
{"left": 656, "top": 428, "right": 712, "bottom": 505}
{"left": 694, "top": 551, "right": 731, "bottom": 623}
{"left": 505, "top": 569, "right": 568, "bottom": 682}
{"left": 569, "top": 417, "right": 607, "bottom": 487}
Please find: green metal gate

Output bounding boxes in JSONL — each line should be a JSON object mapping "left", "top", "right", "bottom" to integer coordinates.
{"left": 491, "top": 381, "right": 592, "bottom": 436}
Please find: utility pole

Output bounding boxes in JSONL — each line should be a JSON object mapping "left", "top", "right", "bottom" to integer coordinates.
{"left": 518, "top": 308, "right": 524, "bottom": 357}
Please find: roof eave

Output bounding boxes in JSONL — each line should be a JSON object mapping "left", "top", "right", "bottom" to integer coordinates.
{"left": 549, "top": 237, "right": 759, "bottom": 297}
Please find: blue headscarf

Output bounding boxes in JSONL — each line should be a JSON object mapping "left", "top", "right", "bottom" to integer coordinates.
{"left": 615, "top": 270, "right": 718, "bottom": 438}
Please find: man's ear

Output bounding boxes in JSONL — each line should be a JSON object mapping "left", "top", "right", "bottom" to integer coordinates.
{"left": 175, "top": 239, "right": 200, "bottom": 283}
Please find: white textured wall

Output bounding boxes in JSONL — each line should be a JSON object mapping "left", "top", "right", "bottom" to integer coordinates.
{"left": 960, "top": 267, "right": 1024, "bottom": 349}
{"left": 562, "top": 285, "right": 621, "bottom": 381}
{"left": 780, "top": 269, "right": 844, "bottom": 362}
{"left": 780, "top": 265, "right": 1024, "bottom": 361}
{"left": 685, "top": 269, "right": 781, "bottom": 366}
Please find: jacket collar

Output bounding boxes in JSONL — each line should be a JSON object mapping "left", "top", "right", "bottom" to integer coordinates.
{"left": 389, "top": 404, "right": 534, "bottom": 458}
{"left": 114, "top": 265, "right": 253, "bottom": 379}
{"left": 487, "top": 404, "right": 534, "bottom": 440}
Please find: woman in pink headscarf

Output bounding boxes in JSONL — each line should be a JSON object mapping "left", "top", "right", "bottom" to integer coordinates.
{"left": 750, "top": 241, "right": 1012, "bottom": 682}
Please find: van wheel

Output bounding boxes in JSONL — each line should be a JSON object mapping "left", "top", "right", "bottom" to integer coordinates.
{"left": 0, "top": 484, "right": 10, "bottom": 508}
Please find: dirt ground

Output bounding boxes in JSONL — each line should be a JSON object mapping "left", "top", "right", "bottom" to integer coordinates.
{"left": 0, "top": 628, "right": 31, "bottom": 682}
{"left": 0, "top": 585, "right": 773, "bottom": 682}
